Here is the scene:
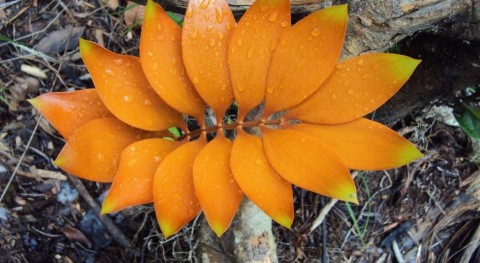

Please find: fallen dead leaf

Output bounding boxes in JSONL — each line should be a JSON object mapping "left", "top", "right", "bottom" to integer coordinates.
{"left": 34, "top": 169, "right": 67, "bottom": 181}
{"left": 101, "top": 0, "right": 119, "bottom": 10}
{"left": 34, "top": 26, "right": 85, "bottom": 55}
{"left": 62, "top": 226, "right": 92, "bottom": 248}
{"left": 20, "top": 64, "right": 47, "bottom": 79}
{"left": 124, "top": 2, "right": 145, "bottom": 29}
{"left": 94, "top": 29, "right": 105, "bottom": 47}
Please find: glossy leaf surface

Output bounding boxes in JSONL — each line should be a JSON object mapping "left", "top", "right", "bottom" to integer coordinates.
{"left": 265, "top": 5, "right": 348, "bottom": 114}
{"left": 141, "top": 0, "right": 206, "bottom": 119}
{"left": 54, "top": 118, "right": 151, "bottom": 182}
{"left": 153, "top": 138, "right": 206, "bottom": 238}
{"left": 287, "top": 54, "right": 421, "bottom": 124}
{"left": 182, "top": 0, "right": 236, "bottom": 119}
{"left": 29, "top": 89, "right": 113, "bottom": 139}
{"left": 230, "top": 128, "right": 294, "bottom": 227}
{"left": 79, "top": 39, "right": 182, "bottom": 131}
{"left": 193, "top": 135, "right": 243, "bottom": 236}
{"left": 262, "top": 127, "right": 357, "bottom": 203}
{"left": 289, "top": 119, "right": 423, "bottom": 170}
{"left": 101, "top": 138, "right": 182, "bottom": 214}
{"left": 228, "top": 0, "right": 290, "bottom": 119}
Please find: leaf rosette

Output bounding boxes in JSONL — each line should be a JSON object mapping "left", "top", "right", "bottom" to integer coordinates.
{"left": 30, "top": 0, "right": 423, "bottom": 237}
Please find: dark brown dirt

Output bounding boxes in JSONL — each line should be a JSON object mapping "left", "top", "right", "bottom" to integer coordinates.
{"left": 1, "top": 1, "right": 479, "bottom": 263}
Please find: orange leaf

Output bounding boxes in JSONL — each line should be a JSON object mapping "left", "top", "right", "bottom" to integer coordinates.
{"left": 182, "top": 0, "right": 236, "bottom": 120}
{"left": 228, "top": 0, "right": 290, "bottom": 120}
{"left": 28, "top": 89, "right": 113, "bottom": 139}
{"left": 261, "top": 127, "right": 357, "bottom": 203}
{"left": 265, "top": 4, "right": 348, "bottom": 115}
{"left": 54, "top": 118, "right": 152, "bottom": 182}
{"left": 153, "top": 137, "right": 206, "bottom": 238}
{"left": 101, "top": 138, "right": 182, "bottom": 214}
{"left": 141, "top": 0, "right": 206, "bottom": 119}
{"left": 193, "top": 135, "right": 243, "bottom": 236}
{"left": 230, "top": 128, "right": 293, "bottom": 228}
{"left": 79, "top": 38, "right": 183, "bottom": 131}
{"left": 286, "top": 53, "right": 421, "bottom": 124}
{"left": 288, "top": 119, "right": 423, "bottom": 170}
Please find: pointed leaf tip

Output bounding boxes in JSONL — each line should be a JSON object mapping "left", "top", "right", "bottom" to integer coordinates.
{"left": 262, "top": 128, "right": 357, "bottom": 203}
{"left": 78, "top": 38, "right": 91, "bottom": 55}
{"left": 160, "top": 222, "right": 175, "bottom": 238}
{"left": 325, "top": 4, "right": 348, "bottom": 22}
{"left": 212, "top": 222, "right": 227, "bottom": 237}
{"left": 100, "top": 200, "right": 114, "bottom": 215}
{"left": 290, "top": 120, "right": 423, "bottom": 170}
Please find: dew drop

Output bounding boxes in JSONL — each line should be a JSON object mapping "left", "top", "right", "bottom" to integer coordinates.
{"left": 113, "top": 58, "right": 123, "bottom": 65}
{"left": 206, "top": 25, "right": 213, "bottom": 32}
{"left": 247, "top": 47, "right": 254, "bottom": 58}
{"left": 310, "top": 27, "right": 321, "bottom": 37}
{"left": 217, "top": 31, "right": 225, "bottom": 40}
{"left": 152, "top": 63, "right": 158, "bottom": 70}
{"left": 215, "top": 7, "right": 224, "bottom": 23}
{"left": 280, "top": 21, "right": 288, "bottom": 28}
{"left": 154, "top": 156, "right": 161, "bottom": 162}
{"left": 357, "top": 59, "right": 364, "bottom": 66}
{"left": 200, "top": 0, "right": 211, "bottom": 9}
{"left": 123, "top": 95, "right": 132, "bottom": 102}
{"left": 331, "top": 94, "right": 337, "bottom": 99}
{"left": 185, "top": 7, "right": 193, "bottom": 18}
{"left": 255, "top": 159, "right": 263, "bottom": 165}
{"left": 78, "top": 112, "right": 85, "bottom": 119}
{"left": 267, "top": 86, "right": 274, "bottom": 94}
{"left": 268, "top": 12, "right": 278, "bottom": 22}
{"left": 147, "top": 51, "right": 154, "bottom": 57}
{"left": 347, "top": 89, "right": 354, "bottom": 95}
{"left": 97, "top": 153, "right": 105, "bottom": 161}
{"left": 225, "top": 22, "right": 232, "bottom": 30}
{"left": 188, "top": 29, "right": 198, "bottom": 39}
{"left": 157, "top": 23, "right": 163, "bottom": 31}
{"left": 105, "top": 69, "right": 114, "bottom": 75}
{"left": 392, "top": 80, "right": 398, "bottom": 85}
{"left": 220, "top": 83, "right": 227, "bottom": 91}
{"left": 236, "top": 81, "right": 245, "bottom": 92}
{"left": 300, "top": 137, "right": 306, "bottom": 143}
{"left": 144, "top": 99, "right": 152, "bottom": 105}
{"left": 192, "top": 76, "right": 200, "bottom": 84}
{"left": 208, "top": 38, "right": 216, "bottom": 47}
{"left": 260, "top": 5, "right": 268, "bottom": 13}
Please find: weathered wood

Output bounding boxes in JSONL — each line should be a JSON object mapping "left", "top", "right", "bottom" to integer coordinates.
{"left": 342, "top": 0, "right": 479, "bottom": 58}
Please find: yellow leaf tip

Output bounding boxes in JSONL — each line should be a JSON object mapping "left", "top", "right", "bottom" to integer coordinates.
{"left": 145, "top": 0, "right": 156, "bottom": 20}
{"left": 399, "top": 144, "right": 424, "bottom": 165}
{"left": 53, "top": 156, "right": 64, "bottom": 167}
{"left": 323, "top": 4, "right": 348, "bottom": 22}
{"left": 27, "top": 98, "right": 40, "bottom": 109}
{"left": 100, "top": 200, "right": 114, "bottom": 215}
{"left": 274, "top": 215, "right": 293, "bottom": 229}
{"left": 211, "top": 222, "right": 227, "bottom": 237}
{"left": 79, "top": 38, "right": 92, "bottom": 56}
{"left": 160, "top": 222, "right": 175, "bottom": 238}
